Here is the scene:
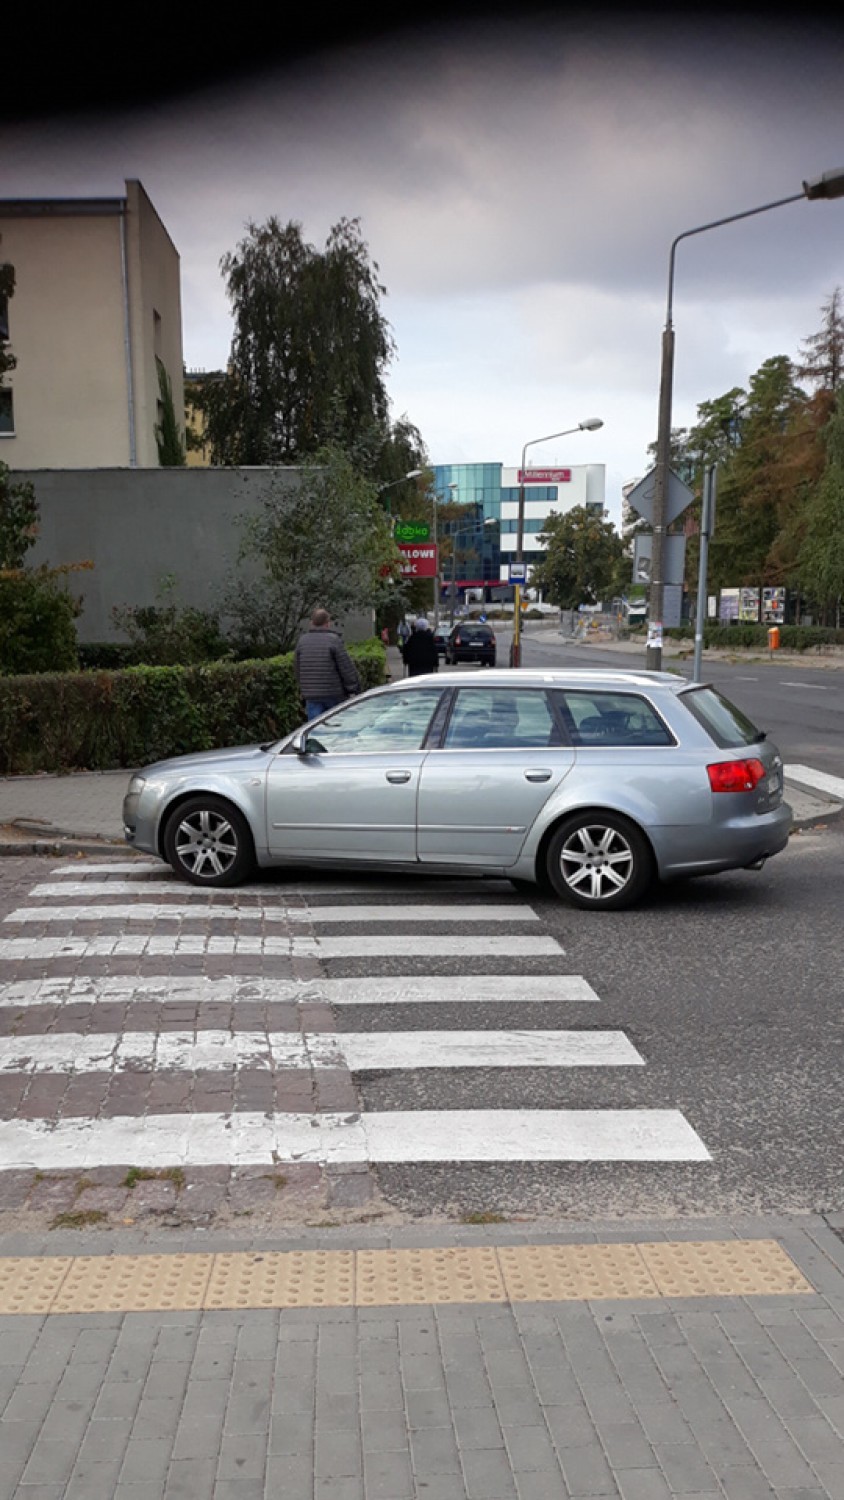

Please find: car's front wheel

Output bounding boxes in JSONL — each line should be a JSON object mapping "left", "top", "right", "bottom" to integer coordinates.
{"left": 545, "top": 811, "right": 653, "bottom": 910}
{"left": 163, "top": 795, "right": 256, "bottom": 887}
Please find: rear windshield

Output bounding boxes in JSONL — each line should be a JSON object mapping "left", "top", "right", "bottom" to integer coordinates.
{"left": 679, "top": 686, "right": 763, "bottom": 748}
{"left": 455, "top": 626, "right": 493, "bottom": 640}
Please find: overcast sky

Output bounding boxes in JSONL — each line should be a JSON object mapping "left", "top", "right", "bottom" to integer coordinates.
{"left": 3, "top": 14, "right": 843, "bottom": 522}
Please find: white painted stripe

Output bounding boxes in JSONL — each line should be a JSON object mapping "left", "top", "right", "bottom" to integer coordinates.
{"left": 7, "top": 903, "right": 537, "bottom": 925}
{"left": 784, "top": 763, "right": 844, "bottom": 801}
{"left": 780, "top": 682, "right": 829, "bottom": 690}
{"left": 0, "top": 973, "right": 597, "bottom": 1007}
{"left": 0, "top": 1108, "right": 710, "bottom": 1167}
{"left": 0, "top": 934, "right": 563, "bottom": 960}
{"left": 0, "top": 1029, "right": 640, "bottom": 1074}
{"left": 50, "top": 862, "right": 164, "bottom": 875}
{"left": 32, "top": 881, "right": 524, "bottom": 900}
{"left": 46, "top": 869, "right": 518, "bottom": 895}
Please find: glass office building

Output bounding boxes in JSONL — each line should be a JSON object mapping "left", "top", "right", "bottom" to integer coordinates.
{"left": 431, "top": 461, "right": 606, "bottom": 601}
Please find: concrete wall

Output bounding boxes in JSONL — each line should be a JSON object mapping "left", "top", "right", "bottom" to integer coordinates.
{"left": 21, "top": 466, "right": 372, "bottom": 646}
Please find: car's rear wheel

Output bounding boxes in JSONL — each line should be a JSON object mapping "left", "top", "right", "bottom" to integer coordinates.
{"left": 545, "top": 811, "right": 653, "bottom": 911}
{"left": 163, "top": 795, "right": 256, "bottom": 887}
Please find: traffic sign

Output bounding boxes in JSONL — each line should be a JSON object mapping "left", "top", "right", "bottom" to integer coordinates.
{"left": 508, "top": 561, "right": 527, "bottom": 583}
{"left": 626, "top": 467, "right": 694, "bottom": 526}
{"left": 633, "top": 532, "right": 686, "bottom": 585}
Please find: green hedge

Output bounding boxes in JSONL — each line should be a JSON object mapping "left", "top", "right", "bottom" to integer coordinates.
{"left": 665, "top": 624, "right": 844, "bottom": 651}
{"left": 0, "top": 640, "right": 386, "bottom": 775}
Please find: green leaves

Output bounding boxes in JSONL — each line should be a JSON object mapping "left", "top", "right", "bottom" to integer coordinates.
{"left": 531, "top": 506, "right": 624, "bottom": 609}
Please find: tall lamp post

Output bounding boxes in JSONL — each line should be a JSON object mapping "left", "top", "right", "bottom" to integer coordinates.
{"left": 432, "top": 481, "right": 458, "bottom": 629}
{"left": 647, "top": 165, "right": 844, "bottom": 672}
{"left": 377, "top": 468, "right": 424, "bottom": 512}
{"left": 510, "top": 418, "right": 603, "bottom": 667}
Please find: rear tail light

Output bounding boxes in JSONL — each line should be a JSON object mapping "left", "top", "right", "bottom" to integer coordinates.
{"left": 707, "top": 758, "right": 766, "bottom": 793}
{"left": 454, "top": 634, "right": 462, "bottom": 645}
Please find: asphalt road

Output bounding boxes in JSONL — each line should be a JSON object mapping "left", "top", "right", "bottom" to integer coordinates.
{"left": 492, "top": 625, "right": 844, "bottom": 779}
{"left": 348, "top": 819, "right": 844, "bottom": 1220}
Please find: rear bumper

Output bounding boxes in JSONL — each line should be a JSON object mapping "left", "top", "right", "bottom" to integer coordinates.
{"left": 650, "top": 801, "right": 792, "bottom": 877}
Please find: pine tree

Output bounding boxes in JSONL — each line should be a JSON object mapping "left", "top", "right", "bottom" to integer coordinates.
{"left": 796, "top": 288, "right": 844, "bottom": 393}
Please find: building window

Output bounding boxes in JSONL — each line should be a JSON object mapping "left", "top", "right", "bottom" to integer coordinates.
{"left": 0, "top": 388, "right": 14, "bottom": 436}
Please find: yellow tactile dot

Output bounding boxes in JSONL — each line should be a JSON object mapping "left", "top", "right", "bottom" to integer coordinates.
{"left": 499, "top": 1243, "right": 662, "bottom": 1302}
{"left": 51, "top": 1254, "right": 214, "bottom": 1313}
{"left": 203, "top": 1251, "right": 355, "bottom": 1309}
{"left": 639, "top": 1240, "right": 813, "bottom": 1298}
{"left": 356, "top": 1248, "right": 506, "bottom": 1306}
{"left": 0, "top": 1257, "right": 72, "bottom": 1315}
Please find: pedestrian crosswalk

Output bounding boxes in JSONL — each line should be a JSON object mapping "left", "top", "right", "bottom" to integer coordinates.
{"left": 0, "top": 859, "right": 711, "bottom": 1189}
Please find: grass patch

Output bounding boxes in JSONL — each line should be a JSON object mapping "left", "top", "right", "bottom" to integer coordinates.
{"left": 460, "top": 1211, "right": 508, "bottom": 1225}
{"left": 50, "top": 1210, "right": 108, "bottom": 1230}
{"left": 123, "top": 1166, "right": 185, "bottom": 1190}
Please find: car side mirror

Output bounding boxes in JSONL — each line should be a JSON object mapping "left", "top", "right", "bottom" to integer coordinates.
{"left": 290, "top": 729, "right": 309, "bottom": 755}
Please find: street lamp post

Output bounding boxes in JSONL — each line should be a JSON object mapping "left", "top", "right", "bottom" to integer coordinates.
{"left": 431, "top": 481, "right": 457, "bottom": 629}
{"left": 647, "top": 166, "right": 844, "bottom": 672}
{"left": 377, "top": 468, "right": 424, "bottom": 512}
{"left": 510, "top": 418, "right": 603, "bottom": 667}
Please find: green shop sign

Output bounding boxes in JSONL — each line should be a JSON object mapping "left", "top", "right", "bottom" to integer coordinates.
{"left": 394, "top": 520, "right": 431, "bottom": 543}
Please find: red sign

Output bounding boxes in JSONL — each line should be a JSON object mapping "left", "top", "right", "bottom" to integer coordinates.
{"left": 398, "top": 543, "right": 438, "bottom": 578}
{"left": 517, "top": 468, "right": 572, "bottom": 484}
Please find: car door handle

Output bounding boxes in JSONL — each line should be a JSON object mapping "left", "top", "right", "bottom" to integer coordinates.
{"left": 386, "top": 770, "right": 412, "bottom": 783}
{"left": 524, "top": 768, "right": 553, "bottom": 782}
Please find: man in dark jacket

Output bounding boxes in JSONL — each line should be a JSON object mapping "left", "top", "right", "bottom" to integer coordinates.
{"left": 402, "top": 617, "right": 439, "bottom": 678}
{"left": 295, "top": 608, "right": 362, "bottom": 720}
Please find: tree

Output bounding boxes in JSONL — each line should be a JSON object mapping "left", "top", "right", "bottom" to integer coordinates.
{"left": 531, "top": 506, "right": 624, "bottom": 608}
{"left": 198, "top": 218, "right": 394, "bottom": 466}
{"left": 0, "top": 463, "right": 85, "bottom": 675}
{"left": 796, "top": 287, "right": 844, "bottom": 394}
{"left": 224, "top": 445, "right": 401, "bottom": 655}
{"left": 798, "top": 389, "right": 844, "bottom": 624}
{"left": 154, "top": 360, "right": 186, "bottom": 466}
{"left": 0, "top": 462, "right": 38, "bottom": 570}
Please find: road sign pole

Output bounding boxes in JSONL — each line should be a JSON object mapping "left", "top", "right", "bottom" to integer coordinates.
{"left": 692, "top": 464, "right": 716, "bottom": 684}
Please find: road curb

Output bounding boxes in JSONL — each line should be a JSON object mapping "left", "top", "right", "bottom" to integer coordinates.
{"left": 0, "top": 838, "right": 126, "bottom": 858}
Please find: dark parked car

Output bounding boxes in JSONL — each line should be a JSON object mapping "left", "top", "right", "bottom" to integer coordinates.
{"left": 433, "top": 627, "right": 449, "bottom": 657}
{"left": 445, "top": 622, "right": 496, "bottom": 666}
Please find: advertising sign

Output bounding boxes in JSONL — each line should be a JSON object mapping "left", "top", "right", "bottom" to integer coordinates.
{"left": 517, "top": 468, "right": 572, "bottom": 484}
{"left": 397, "top": 543, "right": 438, "bottom": 578}
{"left": 762, "top": 586, "right": 786, "bottom": 622}
{"left": 719, "top": 588, "right": 740, "bottom": 622}
{"left": 394, "top": 520, "right": 430, "bottom": 543}
{"left": 739, "top": 587, "right": 760, "bottom": 622}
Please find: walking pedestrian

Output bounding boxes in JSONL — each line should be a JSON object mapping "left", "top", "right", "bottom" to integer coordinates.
{"left": 401, "top": 617, "right": 439, "bottom": 678}
{"left": 397, "top": 618, "right": 411, "bottom": 650}
{"left": 294, "top": 608, "right": 361, "bottom": 721}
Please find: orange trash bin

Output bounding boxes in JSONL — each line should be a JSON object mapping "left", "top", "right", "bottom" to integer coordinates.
{"left": 768, "top": 626, "right": 781, "bottom": 651}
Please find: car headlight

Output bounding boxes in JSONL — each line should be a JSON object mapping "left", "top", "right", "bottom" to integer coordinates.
{"left": 127, "top": 774, "right": 146, "bottom": 795}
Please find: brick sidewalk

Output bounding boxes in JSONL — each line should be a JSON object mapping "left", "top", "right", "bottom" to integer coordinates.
{"left": 2, "top": 1216, "right": 844, "bottom": 1499}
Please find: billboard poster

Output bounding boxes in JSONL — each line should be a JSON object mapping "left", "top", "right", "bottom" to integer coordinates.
{"left": 762, "top": 586, "right": 786, "bottom": 622}
{"left": 719, "top": 588, "right": 740, "bottom": 622}
{"left": 739, "top": 587, "right": 760, "bottom": 622}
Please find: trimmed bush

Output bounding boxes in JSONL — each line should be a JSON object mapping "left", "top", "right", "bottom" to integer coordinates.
{"left": 0, "top": 571, "right": 81, "bottom": 676}
{"left": 0, "top": 640, "right": 387, "bottom": 775}
{"left": 665, "top": 624, "right": 844, "bottom": 651}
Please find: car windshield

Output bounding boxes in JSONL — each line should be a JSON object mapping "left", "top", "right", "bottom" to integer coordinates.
{"left": 679, "top": 686, "right": 764, "bottom": 748}
{"left": 455, "top": 626, "right": 492, "bottom": 639}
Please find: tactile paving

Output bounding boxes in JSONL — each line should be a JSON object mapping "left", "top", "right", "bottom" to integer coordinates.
{"left": 499, "top": 1242, "right": 662, "bottom": 1302}
{"left": 204, "top": 1251, "right": 355, "bottom": 1309}
{"left": 639, "top": 1239, "right": 813, "bottom": 1298}
{"left": 0, "top": 1257, "right": 72, "bottom": 1315}
{"left": 51, "top": 1254, "right": 214, "bottom": 1313}
{"left": 0, "top": 1240, "right": 814, "bottom": 1315}
{"left": 356, "top": 1247, "right": 506, "bottom": 1305}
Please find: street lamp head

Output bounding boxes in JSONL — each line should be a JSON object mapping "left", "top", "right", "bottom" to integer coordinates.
{"left": 405, "top": 468, "right": 424, "bottom": 479}
{"left": 578, "top": 417, "right": 604, "bottom": 431}
{"left": 803, "top": 167, "right": 844, "bottom": 201}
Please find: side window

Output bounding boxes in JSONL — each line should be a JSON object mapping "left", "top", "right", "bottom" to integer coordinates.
{"left": 443, "top": 688, "right": 561, "bottom": 749}
{"left": 555, "top": 691, "right": 675, "bottom": 747}
{"left": 303, "top": 689, "right": 442, "bottom": 754}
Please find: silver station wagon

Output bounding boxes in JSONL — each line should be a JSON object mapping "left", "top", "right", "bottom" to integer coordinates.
{"left": 122, "top": 670, "right": 792, "bottom": 910}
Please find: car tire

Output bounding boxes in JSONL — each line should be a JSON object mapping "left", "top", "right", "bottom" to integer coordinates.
{"left": 544, "top": 811, "right": 653, "bottom": 911}
{"left": 163, "top": 795, "right": 256, "bottom": 888}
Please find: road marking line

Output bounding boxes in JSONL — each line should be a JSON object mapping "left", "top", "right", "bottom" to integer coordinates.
{"left": 0, "top": 973, "right": 598, "bottom": 1007}
{"left": 0, "top": 934, "right": 563, "bottom": 960}
{"left": 30, "top": 881, "right": 526, "bottom": 900}
{"left": 0, "top": 1029, "right": 641, "bottom": 1074}
{"left": 50, "top": 861, "right": 163, "bottom": 875}
{"left": 6, "top": 903, "right": 538, "bottom": 925}
{"left": 0, "top": 1108, "right": 709, "bottom": 1166}
{"left": 46, "top": 867, "right": 518, "bottom": 895}
{"left": 780, "top": 682, "right": 829, "bottom": 690}
{"left": 784, "top": 764, "right": 844, "bottom": 801}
